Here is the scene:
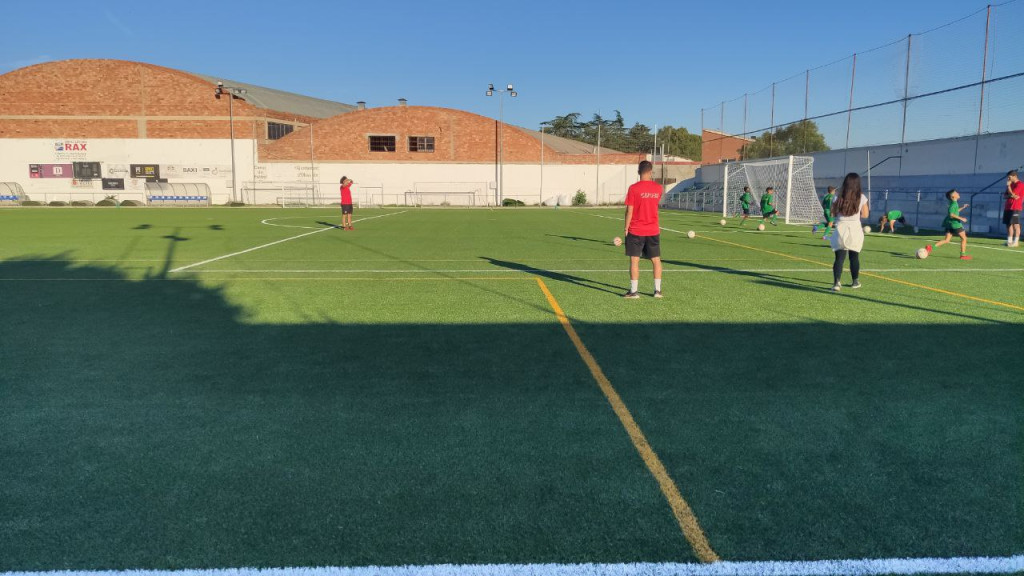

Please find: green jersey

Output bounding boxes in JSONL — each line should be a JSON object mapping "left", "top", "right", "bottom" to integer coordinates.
{"left": 887, "top": 210, "right": 903, "bottom": 221}
{"left": 760, "top": 193, "right": 774, "bottom": 212}
{"left": 822, "top": 193, "right": 836, "bottom": 219}
{"left": 740, "top": 192, "right": 752, "bottom": 209}
{"left": 945, "top": 200, "right": 963, "bottom": 230}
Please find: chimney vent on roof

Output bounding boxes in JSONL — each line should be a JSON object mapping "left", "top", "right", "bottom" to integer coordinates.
{"left": 356, "top": 101, "right": 366, "bottom": 110}
{"left": 398, "top": 98, "right": 407, "bottom": 107}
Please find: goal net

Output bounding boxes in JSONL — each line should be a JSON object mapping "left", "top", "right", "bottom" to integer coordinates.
{"left": 407, "top": 182, "right": 486, "bottom": 206}
{"left": 720, "top": 156, "right": 818, "bottom": 224}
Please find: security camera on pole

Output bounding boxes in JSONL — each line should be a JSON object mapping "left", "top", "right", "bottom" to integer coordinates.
{"left": 215, "top": 81, "right": 247, "bottom": 204}
{"left": 485, "top": 83, "right": 517, "bottom": 206}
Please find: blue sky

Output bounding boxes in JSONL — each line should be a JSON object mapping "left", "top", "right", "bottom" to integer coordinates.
{"left": 0, "top": 0, "right": 1006, "bottom": 134}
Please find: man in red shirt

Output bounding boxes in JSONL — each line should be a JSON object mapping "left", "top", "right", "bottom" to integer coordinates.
{"left": 1003, "top": 169, "right": 1022, "bottom": 247}
{"left": 622, "top": 160, "right": 664, "bottom": 298}
{"left": 340, "top": 176, "right": 355, "bottom": 230}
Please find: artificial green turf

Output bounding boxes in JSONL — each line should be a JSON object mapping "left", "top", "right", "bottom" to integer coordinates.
{"left": 0, "top": 207, "right": 1021, "bottom": 569}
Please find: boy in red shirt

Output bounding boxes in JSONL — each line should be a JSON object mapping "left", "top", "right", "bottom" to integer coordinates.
{"left": 340, "top": 176, "right": 354, "bottom": 230}
{"left": 1004, "top": 169, "right": 1022, "bottom": 247}
{"left": 622, "top": 161, "right": 664, "bottom": 299}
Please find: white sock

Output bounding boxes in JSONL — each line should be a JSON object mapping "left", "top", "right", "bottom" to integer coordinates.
{"left": 654, "top": 279, "right": 662, "bottom": 291}
{"left": 630, "top": 280, "right": 638, "bottom": 293}
{"left": 1009, "top": 236, "right": 1013, "bottom": 244}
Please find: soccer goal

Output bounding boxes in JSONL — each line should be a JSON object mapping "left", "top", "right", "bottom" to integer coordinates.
{"left": 407, "top": 182, "right": 487, "bottom": 206}
{"left": 720, "top": 156, "right": 818, "bottom": 224}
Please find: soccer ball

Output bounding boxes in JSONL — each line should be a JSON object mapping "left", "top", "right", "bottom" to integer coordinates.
{"left": 613, "top": 236, "right": 622, "bottom": 247}
{"left": 719, "top": 219, "right": 726, "bottom": 226}
{"left": 757, "top": 223, "right": 765, "bottom": 231}
{"left": 687, "top": 230, "right": 696, "bottom": 239}
{"left": 863, "top": 225, "right": 871, "bottom": 233}
{"left": 913, "top": 226, "right": 919, "bottom": 233}
{"left": 915, "top": 247, "right": 929, "bottom": 259}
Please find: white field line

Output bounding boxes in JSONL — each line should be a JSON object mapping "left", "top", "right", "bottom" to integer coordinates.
{"left": 180, "top": 268, "right": 1024, "bottom": 274}
{"left": 169, "top": 211, "right": 407, "bottom": 273}
{"left": 4, "top": 555, "right": 1022, "bottom": 576}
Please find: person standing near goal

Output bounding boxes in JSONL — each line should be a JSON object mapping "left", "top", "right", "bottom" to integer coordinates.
{"left": 761, "top": 187, "right": 779, "bottom": 226}
{"left": 738, "top": 186, "right": 754, "bottom": 226}
{"left": 1003, "top": 170, "right": 1022, "bottom": 247}
{"left": 339, "top": 176, "right": 354, "bottom": 230}
{"left": 829, "top": 173, "right": 869, "bottom": 292}
{"left": 622, "top": 160, "right": 663, "bottom": 299}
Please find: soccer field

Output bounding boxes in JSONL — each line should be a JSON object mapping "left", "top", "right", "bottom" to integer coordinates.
{"left": 1, "top": 207, "right": 1021, "bottom": 575}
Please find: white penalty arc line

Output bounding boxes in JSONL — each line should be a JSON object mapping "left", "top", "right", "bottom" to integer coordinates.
{"left": 169, "top": 211, "right": 408, "bottom": 273}
{"left": 3, "top": 555, "right": 1022, "bottom": 576}
{"left": 174, "top": 268, "right": 1024, "bottom": 274}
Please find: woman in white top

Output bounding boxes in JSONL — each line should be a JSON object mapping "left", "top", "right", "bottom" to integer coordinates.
{"left": 829, "top": 172, "right": 870, "bottom": 292}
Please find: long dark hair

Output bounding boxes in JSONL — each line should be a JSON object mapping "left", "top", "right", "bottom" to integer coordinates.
{"left": 832, "top": 173, "right": 863, "bottom": 217}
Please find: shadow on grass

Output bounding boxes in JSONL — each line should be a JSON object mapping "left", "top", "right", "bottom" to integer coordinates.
{"left": 544, "top": 234, "right": 610, "bottom": 245}
{"left": 0, "top": 258, "right": 1020, "bottom": 569}
{"left": 480, "top": 256, "right": 622, "bottom": 295}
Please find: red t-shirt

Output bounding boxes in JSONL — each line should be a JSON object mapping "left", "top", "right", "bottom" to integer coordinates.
{"left": 625, "top": 180, "right": 663, "bottom": 236}
{"left": 1006, "top": 181, "right": 1023, "bottom": 211}
{"left": 340, "top": 184, "right": 353, "bottom": 205}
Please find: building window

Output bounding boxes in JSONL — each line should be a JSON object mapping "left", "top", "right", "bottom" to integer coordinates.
{"left": 268, "top": 122, "right": 295, "bottom": 140}
{"left": 368, "top": 135, "right": 396, "bottom": 152}
{"left": 408, "top": 136, "right": 435, "bottom": 153}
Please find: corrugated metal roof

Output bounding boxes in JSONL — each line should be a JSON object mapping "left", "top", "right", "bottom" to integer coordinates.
{"left": 517, "top": 127, "right": 628, "bottom": 155}
{"left": 191, "top": 73, "right": 356, "bottom": 119}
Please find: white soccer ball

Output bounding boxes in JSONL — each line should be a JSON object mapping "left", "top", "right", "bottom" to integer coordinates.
{"left": 719, "top": 219, "right": 726, "bottom": 226}
{"left": 687, "top": 230, "right": 696, "bottom": 239}
{"left": 757, "top": 223, "right": 765, "bottom": 231}
{"left": 916, "top": 247, "right": 929, "bottom": 259}
{"left": 863, "top": 225, "right": 871, "bottom": 233}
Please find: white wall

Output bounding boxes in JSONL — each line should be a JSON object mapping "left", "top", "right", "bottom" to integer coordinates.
{"left": 0, "top": 139, "right": 256, "bottom": 204}
{"left": 0, "top": 138, "right": 641, "bottom": 206}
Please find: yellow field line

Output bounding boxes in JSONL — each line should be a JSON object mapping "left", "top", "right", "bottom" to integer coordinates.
{"left": 700, "top": 235, "right": 1024, "bottom": 313}
{"left": 534, "top": 277, "right": 720, "bottom": 563}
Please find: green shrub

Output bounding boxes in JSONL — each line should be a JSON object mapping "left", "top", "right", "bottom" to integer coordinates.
{"left": 572, "top": 190, "right": 587, "bottom": 206}
{"left": 95, "top": 199, "right": 117, "bottom": 206}
{"left": 502, "top": 198, "right": 525, "bottom": 207}
{"left": 48, "top": 201, "right": 69, "bottom": 206}
{"left": 120, "top": 200, "right": 145, "bottom": 207}
{"left": 71, "top": 200, "right": 95, "bottom": 207}
{"left": 20, "top": 200, "right": 42, "bottom": 206}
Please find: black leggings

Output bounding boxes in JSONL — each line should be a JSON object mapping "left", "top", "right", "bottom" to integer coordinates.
{"left": 833, "top": 250, "right": 860, "bottom": 284}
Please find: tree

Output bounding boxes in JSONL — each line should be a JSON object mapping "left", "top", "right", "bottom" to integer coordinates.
{"left": 742, "top": 120, "right": 829, "bottom": 159}
{"left": 655, "top": 126, "right": 701, "bottom": 161}
{"left": 542, "top": 113, "right": 582, "bottom": 140}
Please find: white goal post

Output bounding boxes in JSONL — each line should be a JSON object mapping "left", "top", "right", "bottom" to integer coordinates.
{"left": 720, "top": 155, "right": 819, "bottom": 224}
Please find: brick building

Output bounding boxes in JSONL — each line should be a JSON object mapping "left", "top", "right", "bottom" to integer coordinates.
{"left": 701, "top": 129, "right": 752, "bottom": 164}
{"left": 0, "top": 59, "right": 647, "bottom": 205}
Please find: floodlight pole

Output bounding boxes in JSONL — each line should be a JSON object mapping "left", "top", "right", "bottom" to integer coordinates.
{"left": 216, "top": 82, "right": 246, "bottom": 203}
{"left": 486, "top": 83, "right": 517, "bottom": 205}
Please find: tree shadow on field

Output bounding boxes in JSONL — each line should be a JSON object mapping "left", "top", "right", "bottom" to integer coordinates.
{"left": 480, "top": 256, "right": 622, "bottom": 295}
{"left": 1, "top": 257, "right": 1020, "bottom": 569}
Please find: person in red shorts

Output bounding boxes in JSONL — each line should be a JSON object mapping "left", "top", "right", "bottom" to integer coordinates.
{"left": 1004, "top": 169, "right": 1022, "bottom": 247}
{"left": 622, "top": 160, "right": 664, "bottom": 299}
{"left": 339, "top": 176, "right": 354, "bottom": 230}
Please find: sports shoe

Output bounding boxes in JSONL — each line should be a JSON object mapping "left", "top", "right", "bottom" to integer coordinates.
{"left": 622, "top": 291, "right": 640, "bottom": 299}
{"left": 831, "top": 283, "right": 841, "bottom": 292}
{"left": 960, "top": 254, "right": 972, "bottom": 260}
{"left": 811, "top": 225, "right": 819, "bottom": 234}
{"left": 851, "top": 280, "right": 862, "bottom": 289}
{"left": 653, "top": 290, "right": 663, "bottom": 299}
{"left": 347, "top": 226, "right": 354, "bottom": 231}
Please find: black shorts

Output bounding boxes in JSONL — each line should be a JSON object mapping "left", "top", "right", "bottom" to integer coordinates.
{"left": 1003, "top": 210, "right": 1020, "bottom": 226}
{"left": 763, "top": 209, "right": 778, "bottom": 218}
{"left": 625, "top": 233, "right": 661, "bottom": 259}
{"left": 945, "top": 227, "right": 966, "bottom": 236}
{"left": 742, "top": 207, "right": 750, "bottom": 215}
{"left": 341, "top": 204, "right": 354, "bottom": 215}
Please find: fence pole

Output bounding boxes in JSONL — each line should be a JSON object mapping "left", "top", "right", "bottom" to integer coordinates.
{"left": 769, "top": 82, "right": 776, "bottom": 157}
{"left": 743, "top": 93, "right": 748, "bottom": 138}
{"left": 844, "top": 53, "right": 857, "bottom": 175}
{"left": 915, "top": 190, "right": 922, "bottom": 231}
{"left": 899, "top": 34, "right": 912, "bottom": 182}
{"left": 974, "top": 4, "right": 992, "bottom": 173}
{"left": 803, "top": 69, "right": 810, "bottom": 153}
